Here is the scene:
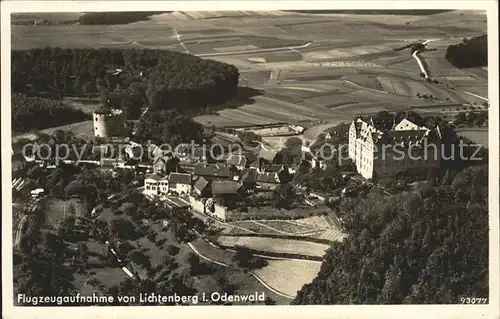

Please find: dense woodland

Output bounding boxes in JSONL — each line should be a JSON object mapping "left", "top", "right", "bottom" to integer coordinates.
{"left": 12, "top": 48, "right": 239, "bottom": 124}
{"left": 134, "top": 109, "right": 207, "bottom": 145}
{"left": 445, "top": 35, "right": 487, "bottom": 68}
{"left": 294, "top": 165, "right": 488, "bottom": 304}
{"left": 12, "top": 93, "right": 90, "bottom": 133}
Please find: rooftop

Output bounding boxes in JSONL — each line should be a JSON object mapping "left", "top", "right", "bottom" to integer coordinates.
{"left": 194, "top": 163, "right": 231, "bottom": 178}
{"left": 212, "top": 181, "right": 242, "bottom": 195}
{"left": 257, "top": 172, "right": 281, "bottom": 184}
{"left": 168, "top": 172, "right": 192, "bottom": 185}
{"left": 194, "top": 176, "right": 211, "bottom": 191}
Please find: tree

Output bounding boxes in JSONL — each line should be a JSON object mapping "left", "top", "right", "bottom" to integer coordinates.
{"left": 232, "top": 246, "right": 268, "bottom": 269}
{"left": 272, "top": 183, "right": 297, "bottom": 209}
{"left": 264, "top": 297, "right": 276, "bottom": 305}
{"left": 110, "top": 218, "right": 141, "bottom": 240}
{"left": 57, "top": 215, "right": 76, "bottom": 239}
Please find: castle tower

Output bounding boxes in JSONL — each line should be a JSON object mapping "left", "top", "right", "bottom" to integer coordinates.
{"left": 93, "top": 109, "right": 125, "bottom": 138}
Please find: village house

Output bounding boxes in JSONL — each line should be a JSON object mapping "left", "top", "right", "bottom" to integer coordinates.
{"left": 256, "top": 172, "right": 282, "bottom": 191}
{"left": 144, "top": 174, "right": 163, "bottom": 196}
{"left": 240, "top": 169, "right": 259, "bottom": 190}
{"left": 193, "top": 177, "right": 211, "bottom": 197}
{"left": 167, "top": 172, "right": 192, "bottom": 195}
{"left": 212, "top": 180, "right": 243, "bottom": 205}
{"left": 153, "top": 153, "right": 180, "bottom": 175}
{"left": 226, "top": 152, "right": 257, "bottom": 170}
{"left": 194, "top": 163, "right": 233, "bottom": 181}
{"left": 257, "top": 149, "right": 282, "bottom": 164}
{"left": 249, "top": 157, "right": 270, "bottom": 173}
{"left": 144, "top": 172, "right": 192, "bottom": 196}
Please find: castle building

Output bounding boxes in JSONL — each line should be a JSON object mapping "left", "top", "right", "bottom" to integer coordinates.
{"left": 348, "top": 116, "right": 441, "bottom": 180}
{"left": 93, "top": 109, "right": 125, "bottom": 138}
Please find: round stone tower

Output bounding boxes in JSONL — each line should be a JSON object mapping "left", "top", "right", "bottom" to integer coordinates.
{"left": 93, "top": 109, "right": 125, "bottom": 138}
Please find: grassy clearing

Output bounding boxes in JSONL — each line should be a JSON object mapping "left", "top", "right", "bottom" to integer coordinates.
{"left": 254, "top": 259, "right": 321, "bottom": 297}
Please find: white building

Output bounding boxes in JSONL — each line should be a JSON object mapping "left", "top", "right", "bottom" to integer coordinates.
{"left": 167, "top": 173, "right": 192, "bottom": 195}
{"left": 144, "top": 173, "right": 192, "bottom": 197}
{"left": 348, "top": 116, "right": 441, "bottom": 180}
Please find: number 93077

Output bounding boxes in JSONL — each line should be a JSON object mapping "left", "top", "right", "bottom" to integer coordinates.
{"left": 460, "top": 297, "right": 488, "bottom": 304}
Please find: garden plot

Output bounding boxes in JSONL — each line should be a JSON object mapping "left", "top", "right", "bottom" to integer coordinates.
{"left": 42, "top": 198, "right": 86, "bottom": 229}
{"left": 230, "top": 221, "right": 283, "bottom": 235}
{"left": 293, "top": 215, "right": 332, "bottom": 229}
{"left": 217, "top": 236, "right": 330, "bottom": 257}
{"left": 254, "top": 259, "right": 322, "bottom": 297}
{"left": 259, "top": 220, "right": 318, "bottom": 234}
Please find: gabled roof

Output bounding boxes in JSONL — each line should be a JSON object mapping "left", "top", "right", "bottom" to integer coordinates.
{"left": 194, "top": 164, "right": 231, "bottom": 178}
{"left": 212, "top": 181, "right": 242, "bottom": 195}
{"left": 250, "top": 157, "right": 270, "bottom": 169}
{"left": 257, "top": 172, "right": 281, "bottom": 184}
{"left": 145, "top": 174, "right": 163, "bottom": 182}
{"left": 194, "top": 177, "right": 210, "bottom": 192}
{"left": 262, "top": 164, "right": 285, "bottom": 173}
{"left": 168, "top": 173, "right": 192, "bottom": 185}
{"left": 153, "top": 155, "right": 174, "bottom": 166}
{"left": 258, "top": 149, "right": 279, "bottom": 162}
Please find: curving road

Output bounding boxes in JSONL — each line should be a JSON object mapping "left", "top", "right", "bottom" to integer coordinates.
{"left": 187, "top": 242, "right": 295, "bottom": 299}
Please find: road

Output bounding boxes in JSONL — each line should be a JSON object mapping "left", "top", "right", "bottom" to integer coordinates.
{"left": 463, "top": 91, "right": 488, "bottom": 101}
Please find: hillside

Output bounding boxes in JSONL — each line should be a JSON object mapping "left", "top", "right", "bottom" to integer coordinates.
{"left": 293, "top": 165, "right": 488, "bottom": 304}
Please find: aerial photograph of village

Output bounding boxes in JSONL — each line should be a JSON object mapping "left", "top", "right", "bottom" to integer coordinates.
{"left": 9, "top": 9, "right": 490, "bottom": 306}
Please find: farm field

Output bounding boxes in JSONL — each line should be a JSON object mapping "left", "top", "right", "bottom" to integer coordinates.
{"left": 12, "top": 10, "right": 487, "bottom": 138}
{"left": 216, "top": 235, "right": 330, "bottom": 257}
{"left": 456, "top": 128, "right": 489, "bottom": 148}
{"left": 254, "top": 259, "right": 322, "bottom": 297}
{"left": 12, "top": 121, "right": 94, "bottom": 143}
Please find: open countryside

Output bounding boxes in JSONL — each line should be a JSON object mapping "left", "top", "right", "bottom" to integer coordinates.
{"left": 10, "top": 9, "right": 491, "bottom": 309}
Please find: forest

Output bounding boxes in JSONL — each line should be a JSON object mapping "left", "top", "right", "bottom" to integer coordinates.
{"left": 445, "top": 34, "right": 488, "bottom": 68}
{"left": 134, "top": 109, "right": 207, "bottom": 145}
{"left": 293, "top": 164, "right": 488, "bottom": 304}
{"left": 78, "top": 12, "right": 169, "bottom": 25}
{"left": 12, "top": 48, "right": 239, "bottom": 117}
{"left": 12, "top": 93, "right": 90, "bottom": 133}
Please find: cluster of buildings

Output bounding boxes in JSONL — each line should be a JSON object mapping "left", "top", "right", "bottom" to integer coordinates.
{"left": 348, "top": 116, "right": 442, "bottom": 179}
{"left": 143, "top": 147, "right": 297, "bottom": 207}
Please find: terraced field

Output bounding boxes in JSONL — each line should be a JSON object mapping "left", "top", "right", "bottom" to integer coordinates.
{"left": 217, "top": 236, "right": 330, "bottom": 257}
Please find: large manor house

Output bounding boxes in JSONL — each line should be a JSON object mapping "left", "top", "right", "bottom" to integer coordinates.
{"left": 348, "top": 116, "right": 442, "bottom": 180}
